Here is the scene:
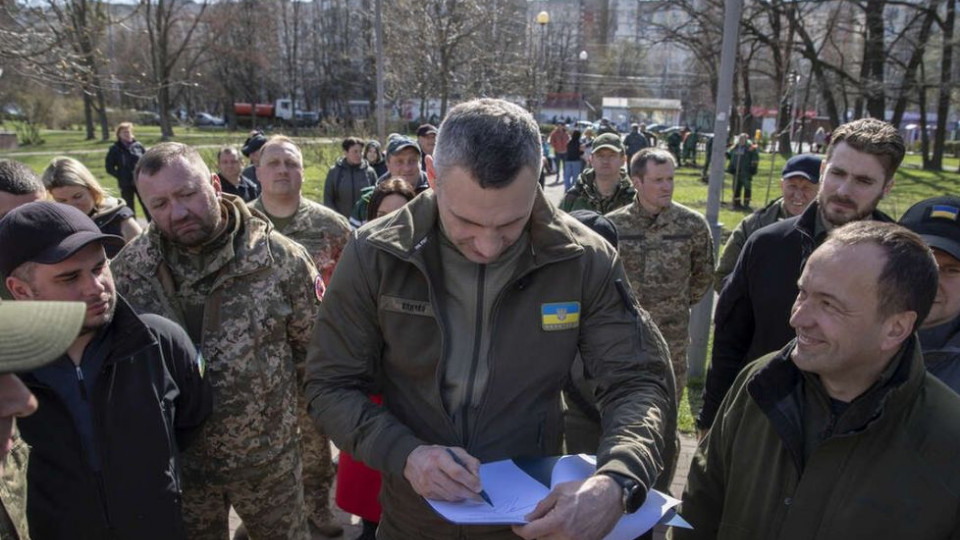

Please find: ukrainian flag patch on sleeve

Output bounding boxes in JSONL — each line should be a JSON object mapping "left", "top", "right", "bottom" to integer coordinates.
{"left": 541, "top": 302, "right": 581, "bottom": 331}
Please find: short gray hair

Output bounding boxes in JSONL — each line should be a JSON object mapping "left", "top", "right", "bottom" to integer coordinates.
{"left": 135, "top": 142, "right": 210, "bottom": 184}
{"left": 433, "top": 99, "right": 541, "bottom": 189}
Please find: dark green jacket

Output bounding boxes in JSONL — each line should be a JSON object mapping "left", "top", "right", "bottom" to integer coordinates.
{"left": 559, "top": 168, "right": 636, "bottom": 214}
{"left": 674, "top": 337, "right": 960, "bottom": 540}
{"left": 306, "top": 189, "right": 675, "bottom": 539}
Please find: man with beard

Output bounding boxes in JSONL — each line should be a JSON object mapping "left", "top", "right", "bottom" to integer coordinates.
{"left": 0, "top": 201, "right": 211, "bottom": 539}
{"left": 697, "top": 118, "right": 903, "bottom": 434}
{"left": 110, "top": 143, "right": 321, "bottom": 540}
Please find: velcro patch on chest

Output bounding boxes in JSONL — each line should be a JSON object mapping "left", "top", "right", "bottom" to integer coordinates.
{"left": 380, "top": 295, "right": 435, "bottom": 317}
{"left": 541, "top": 302, "right": 581, "bottom": 331}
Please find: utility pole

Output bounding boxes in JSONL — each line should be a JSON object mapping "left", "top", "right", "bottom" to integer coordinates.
{"left": 375, "top": 0, "right": 385, "bottom": 143}
{"left": 688, "top": 0, "right": 743, "bottom": 380}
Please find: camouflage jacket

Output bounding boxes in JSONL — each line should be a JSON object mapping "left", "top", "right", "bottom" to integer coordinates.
{"left": 250, "top": 197, "right": 350, "bottom": 285}
{"left": 559, "top": 168, "right": 636, "bottom": 215}
{"left": 111, "top": 194, "right": 320, "bottom": 475}
{"left": 0, "top": 430, "right": 29, "bottom": 540}
{"left": 606, "top": 201, "right": 714, "bottom": 346}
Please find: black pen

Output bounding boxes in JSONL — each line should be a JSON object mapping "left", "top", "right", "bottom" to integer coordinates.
{"left": 445, "top": 448, "right": 493, "bottom": 507}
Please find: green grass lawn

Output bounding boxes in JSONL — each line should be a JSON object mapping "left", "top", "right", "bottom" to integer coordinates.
{"left": 4, "top": 128, "right": 957, "bottom": 434}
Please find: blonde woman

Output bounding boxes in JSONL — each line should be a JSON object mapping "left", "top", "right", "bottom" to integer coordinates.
{"left": 42, "top": 156, "right": 142, "bottom": 257}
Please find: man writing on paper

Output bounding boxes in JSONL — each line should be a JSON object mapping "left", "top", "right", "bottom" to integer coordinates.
{"left": 306, "top": 98, "right": 675, "bottom": 540}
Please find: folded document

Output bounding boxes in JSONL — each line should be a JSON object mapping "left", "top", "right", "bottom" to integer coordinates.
{"left": 425, "top": 454, "right": 687, "bottom": 538}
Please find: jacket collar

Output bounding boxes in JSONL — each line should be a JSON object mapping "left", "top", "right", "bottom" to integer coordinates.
{"left": 135, "top": 194, "right": 275, "bottom": 282}
{"left": 576, "top": 168, "right": 635, "bottom": 202}
{"left": 365, "top": 187, "right": 583, "bottom": 268}
{"left": 794, "top": 199, "right": 896, "bottom": 240}
{"left": 748, "top": 335, "right": 924, "bottom": 469}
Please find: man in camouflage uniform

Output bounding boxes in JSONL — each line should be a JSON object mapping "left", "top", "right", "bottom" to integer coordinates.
{"left": 607, "top": 148, "right": 714, "bottom": 395}
{"left": 249, "top": 136, "right": 349, "bottom": 537}
{"left": 111, "top": 142, "right": 320, "bottom": 540}
{"left": 559, "top": 132, "right": 636, "bottom": 214}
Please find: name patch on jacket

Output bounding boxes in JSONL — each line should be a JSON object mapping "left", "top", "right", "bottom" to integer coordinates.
{"left": 381, "top": 295, "right": 435, "bottom": 317}
{"left": 541, "top": 302, "right": 580, "bottom": 331}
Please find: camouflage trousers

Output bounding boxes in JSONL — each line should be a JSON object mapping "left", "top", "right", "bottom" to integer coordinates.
{"left": 298, "top": 395, "right": 336, "bottom": 528}
{"left": 181, "top": 447, "right": 308, "bottom": 540}
{"left": 667, "top": 338, "right": 689, "bottom": 398}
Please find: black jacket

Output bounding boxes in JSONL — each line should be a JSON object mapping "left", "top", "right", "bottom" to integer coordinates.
{"left": 697, "top": 202, "right": 893, "bottom": 430}
{"left": 18, "top": 298, "right": 212, "bottom": 540}
{"left": 104, "top": 140, "right": 145, "bottom": 189}
{"left": 323, "top": 157, "right": 378, "bottom": 218}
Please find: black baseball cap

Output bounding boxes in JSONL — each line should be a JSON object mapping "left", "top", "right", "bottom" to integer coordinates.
{"left": 0, "top": 201, "right": 124, "bottom": 276}
{"left": 781, "top": 154, "right": 822, "bottom": 184}
{"left": 417, "top": 124, "right": 438, "bottom": 137}
{"left": 242, "top": 132, "right": 268, "bottom": 157}
{"left": 569, "top": 209, "right": 619, "bottom": 249}
{"left": 899, "top": 196, "right": 960, "bottom": 261}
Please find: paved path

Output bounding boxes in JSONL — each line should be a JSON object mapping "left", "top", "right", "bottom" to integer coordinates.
{"left": 227, "top": 171, "right": 698, "bottom": 539}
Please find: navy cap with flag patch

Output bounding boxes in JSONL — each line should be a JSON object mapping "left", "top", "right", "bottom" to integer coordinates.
{"left": 899, "top": 195, "right": 960, "bottom": 261}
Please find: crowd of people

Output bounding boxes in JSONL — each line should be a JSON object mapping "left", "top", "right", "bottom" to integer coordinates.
{"left": 0, "top": 98, "right": 958, "bottom": 540}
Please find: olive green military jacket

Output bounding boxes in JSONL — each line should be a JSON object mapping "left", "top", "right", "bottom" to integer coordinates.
{"left": 111, "top": 195, "right": 320, "bottom": 475}
{"left": 305, "top": 189, "right": 675, "bottom": 539}
{"left": 559, "top": 168, "right": 636, "bottom": 214}
{"left": 673, "top": 337, "right": 960, "bottom": 540}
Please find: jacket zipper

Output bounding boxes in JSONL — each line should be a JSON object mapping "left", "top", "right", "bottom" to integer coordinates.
{"left": 460, "top": 264, "right": 486, "bottom": 445}
{"left": 77, "top": 364, "right": 114, "bottom": 529}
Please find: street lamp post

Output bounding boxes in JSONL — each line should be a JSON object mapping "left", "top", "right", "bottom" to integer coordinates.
{"left": 536, "top": 11, "right": 550, "bottom": 121}
{"left": 578, "top": 50, "right": 588, "bottom": 121}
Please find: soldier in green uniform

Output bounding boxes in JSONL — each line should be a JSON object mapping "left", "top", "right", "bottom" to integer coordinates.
{"left": 559, "top": 132, "right": 636, "bottom": 214}
{"left": 111, "top": 143, "right": 321, "bottom": 540}
{"left": 0, "top": 299, "right": 85, "bottom": 540}
{"left": 607, "top": 147, "right": 714, "bottom": 395}
{"left": 249, "top": 136, "right": 350, "bottom": 538}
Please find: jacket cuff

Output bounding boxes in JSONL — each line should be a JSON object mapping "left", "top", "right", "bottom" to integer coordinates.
{"left": 382, "top": 434, "right": 426, "bottom": 476}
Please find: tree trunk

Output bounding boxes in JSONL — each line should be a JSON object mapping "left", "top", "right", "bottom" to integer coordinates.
{"left": 96, "top": 86, "right": 109, "bottom": 141}
{"left": 919, "top": 63, "right": 931, "bottom": 169}
{"left": 864, "top": 0, "right": 886, "bottom": 118}
{"left": 933, "top": 0, "right": 955, "bottom": 170}
{"left": 891, "top": 2, "right": 938, "bottom": 128}
{"left": 83, "top": 92, "right": 95, "bottom": 140}
{"left": 159, "top": 85, "right": 175, "bottom": 139}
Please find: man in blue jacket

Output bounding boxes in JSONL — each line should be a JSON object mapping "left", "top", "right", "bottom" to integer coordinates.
{"left": 0, "top": 201, "right": 212, "bottom": 540}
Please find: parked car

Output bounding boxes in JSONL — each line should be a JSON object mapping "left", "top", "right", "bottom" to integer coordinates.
{"left": 194, "top": 112, "right": 225, "bottom": 127}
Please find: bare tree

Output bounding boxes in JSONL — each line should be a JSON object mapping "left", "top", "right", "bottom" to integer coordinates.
{"left": 141, "top": 0, "right": 208, "bottom": 138}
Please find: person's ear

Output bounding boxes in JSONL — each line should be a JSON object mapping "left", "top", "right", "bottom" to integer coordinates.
{"left": 210, "top": 173, "right": 222, "bottom": 196}
{"left": 5, "top": 276, "right": 35, "bottom": 301}
{"left": 880, "top": 310, "right": 916, "bottom": 353}
{"left": 426, "top": 154, "right": 436, "bottom": 190}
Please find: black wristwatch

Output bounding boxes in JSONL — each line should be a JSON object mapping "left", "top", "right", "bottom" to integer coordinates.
{"left": 601, "top": 472, "right": 646, "bottom": 514}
